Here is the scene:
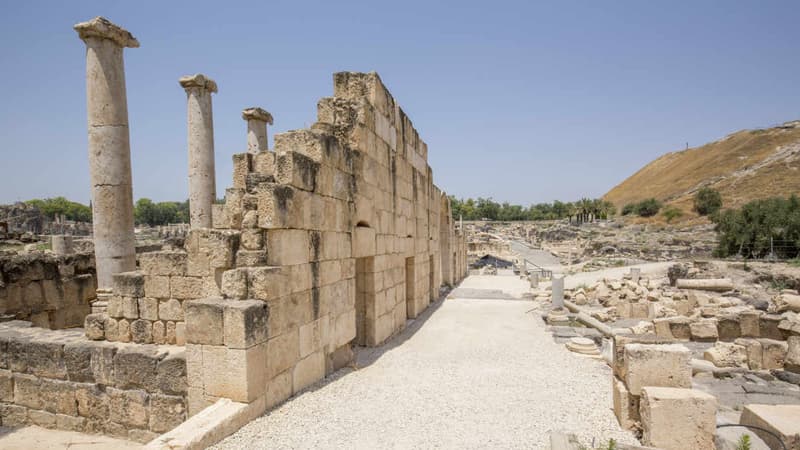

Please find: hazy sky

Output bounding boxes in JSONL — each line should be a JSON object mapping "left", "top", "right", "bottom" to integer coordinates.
{"left": 1, "top": 1, "right": 798, "bottom": 206}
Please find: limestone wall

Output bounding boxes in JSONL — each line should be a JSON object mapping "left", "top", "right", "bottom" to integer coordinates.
{"left": 0, "top": 252, "right": 96, "bottom": 328}
{"left": 0, "top": 320, "right": 187, "bottom": 443}
{"left": 81, "top": 71, "right": 467, "bottom": 429}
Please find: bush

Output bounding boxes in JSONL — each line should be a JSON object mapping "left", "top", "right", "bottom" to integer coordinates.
{"left": 694, "top": 187, "right": 722, "bottom": 216}
{"left": 662, "top": 206, "right": 684, "bottom": 223}
{"left": 636, "top": 198, "right": 662, "bottom": 217}
{"left": 621, "top": 203, "right": 636, "bottom": 216}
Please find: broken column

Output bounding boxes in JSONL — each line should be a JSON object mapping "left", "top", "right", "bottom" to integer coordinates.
{"left": 74, "top": 17, "right": 138, "bottom": 291}
{"left": 180, "top": 74, "right": 218, "bottom": 229}
{"left": 546, "top": 276, "right": 568, "bottom": 324}
{"left": 242, "top": 107, "right": 273, "bottom": 153}
{"left": 551, "top": 276, "right": 564, "bottom": 309}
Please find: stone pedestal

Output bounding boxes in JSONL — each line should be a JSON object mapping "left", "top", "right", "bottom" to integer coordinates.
{"left": 242, "top": 107, "right": 273, "bottom": 153}
{"left": 529, "top": 272, "right": 539, "bottom": 288}
{"left": 566, "top": 337, "right": 600, "bottom": 357}
{"left": 180, "top": 74, "right": 218, "bottom": 229}
{"left": 630, "top": 267, "right": 641, "bottom": 284}
{"left": 51, "top": 235, "right": 74, "bottom": 255}
{"left": 74, "top": 16, "right": 138, "bottom": 291}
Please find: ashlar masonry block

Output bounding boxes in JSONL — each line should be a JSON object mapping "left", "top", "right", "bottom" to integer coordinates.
{"left": 640, "top": 387, "right": 716, "bottom": 450}
{"left": 623, "top": 343, "right": 691, "bottom": 396}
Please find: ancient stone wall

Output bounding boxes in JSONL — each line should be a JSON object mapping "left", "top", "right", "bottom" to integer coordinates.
{"left": 76, "top": 69, "right": 467, "bottom": 438}
{"left": 0, "top": 252, "right": 96, "bottom": 328}
{"left": 0, "top": 321, "right": 187, "bottom": 443}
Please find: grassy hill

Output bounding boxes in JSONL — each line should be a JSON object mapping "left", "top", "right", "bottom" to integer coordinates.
{"left": 604, "top": 121, "right": 800, "bottom": 222}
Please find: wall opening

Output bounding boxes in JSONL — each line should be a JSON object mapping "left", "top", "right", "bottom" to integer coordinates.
{"left": 405, "top": 256, "right": 415, "bottom": 318}
{"left": 355, "top": 256, "right": 374, "bottom": 346}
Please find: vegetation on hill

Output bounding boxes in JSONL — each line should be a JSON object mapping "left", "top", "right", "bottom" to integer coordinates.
{"left": 604, "top": 122, "right": 800, "bottom": 223}
{"left": 449, "top": 196, "right": 615, "bottom": 222}
{"left": 713, "top": 194, "right": 800, "bottom": 259}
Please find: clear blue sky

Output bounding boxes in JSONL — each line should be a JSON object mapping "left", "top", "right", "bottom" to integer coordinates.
{"left": 1, "top": 1, "right": 798, "bottom": 206}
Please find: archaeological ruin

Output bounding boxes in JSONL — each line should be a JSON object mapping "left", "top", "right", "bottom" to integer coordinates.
{"left": 0, "top": 16, "right": 467, "bottom": 446}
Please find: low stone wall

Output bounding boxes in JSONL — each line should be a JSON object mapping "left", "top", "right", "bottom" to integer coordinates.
{"left": 0, "top": 320, "right": 187, "bottom": 443}
{"left": 0, "top": 252, "right": 96, "bottom": 328}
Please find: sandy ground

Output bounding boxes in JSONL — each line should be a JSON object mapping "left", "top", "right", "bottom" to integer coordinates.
{"left": 214, "top": 274, "right": 637, "bottom": 449}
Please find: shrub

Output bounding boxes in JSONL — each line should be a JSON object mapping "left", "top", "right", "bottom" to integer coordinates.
{"left": 636, "top": 198, "right": 662, "bottom": 217}
{"left": 694, "top": 187, "right": 722, "bottom": 216}
{"left": 621, "top": 203, "right": 636, "bottom": 216}
{"left": 662, "top": 206, "right": 684, "bottom": 223}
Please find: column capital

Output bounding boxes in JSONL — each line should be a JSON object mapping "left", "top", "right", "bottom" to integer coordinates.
{"left": 179, "top": 74, "right": 218, "bottom": 93}
{"left": 242, "top": 107, "right": 273, "bottom": 125}
{"left": 74, "top": 17, "right": 139, "bottom": 48}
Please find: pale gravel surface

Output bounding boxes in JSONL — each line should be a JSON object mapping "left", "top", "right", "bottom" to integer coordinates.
{"left": 214, "top": 275, "right": 638, "bottom": 450}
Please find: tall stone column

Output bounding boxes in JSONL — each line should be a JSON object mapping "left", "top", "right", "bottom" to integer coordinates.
{"left": 74, "top": 17, "right": 138, "bottom": 291}
{"left": 180, "top": 74, "right": 218, "bottom": 229}
{"left": 242, "top": 107, "right": 273, "bottom": 153}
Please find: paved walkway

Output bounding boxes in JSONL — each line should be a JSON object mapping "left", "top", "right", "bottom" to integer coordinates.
{"left": 215, "top": 275, "right": 637, "bottom": 449}
{"left": 0, "top": 425, "right": 140, "bottom": 450}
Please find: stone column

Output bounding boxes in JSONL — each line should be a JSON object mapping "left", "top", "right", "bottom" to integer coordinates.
{"left": 180, "top": 74, "right": 218, "bottom": 229}
{"left": 242, "top": 107, "right": 273, "bottom": 153}
{"left": 74, "top": 17, "right": 138, "bottom": 291}
{"left": 529, "top": 272, "right": 539, "bottom": 289}
{"left": 630, "top": 267, "right": 641, "bottom": 284}
{"left": 552, "top": 276, "right": 565, "bottom": 309}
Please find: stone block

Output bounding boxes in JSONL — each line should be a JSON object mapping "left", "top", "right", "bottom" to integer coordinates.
{"left": 138, "top": 297, "right": 158, "bottom": 321}
{"left": 121, "top": 296, "right": 139, "bottom": 319}
{"left": 0, "top": 369, "right": 12, "bottom": 402}
{"left": 75, "top": 383, "right": 109, "bottom": 419}
{"left": 740, "top": 310, "right": 761, "bottom": 337}
{"left": 158, "top": 298, "right": 184, "bottom": 321}
{"left": 787, "top": 336, "right": 800, "bottom": 373}
{"left": 293, "top": 350, "right": 325, "bottom": 394}
{"left": 299, "top": 319, "right": 322, "bottom": 359}
{"left": 266, "top": 369, "right": 293, "bottom": 410}
{"left": 640, "top": 387, "right": 716, "bottom": 450}
{"left": 40, "top": 378, "right": 77, "bottom": 415}
{"left": 13, "top": 373, "right": 42, "bottom": 410}
{"left": 353, "top": 226, "right": 376, "bottom": 258}
{"left": 144, "top": 275, "right": 170, "bottom": 299}
{"left": 8, "top": 337, "right": 67, "bottom": 379}
{"left": 333, "top": 310, "right": 357, "bottom": 348}
{"left": 612, "top": 334, "right": 674, "bottom": 380}
{"left": 64, "top": 341, "right": 94, "bottom": 382}
{"left": 114, "top": 345, "right": 163, "bottom": 392}
{"left": 612, "top": 375, "right": 639, "bottom": 430}
{"left": 740, "top": 404, "right": 800, "bottom": 450}
{"left": 266, "top": 229, "right": 311, "bottom": 266}
{"left": 0, "top": 403, "right": 27, "bottom": 427}
{"left": 623, "top": 343, "right": 691, "bottom": 395}
{"left": 149, "top": 393, "right": 186, "bottom": 433}
{"left": 241, "top": 229, "right": 264, "bottom": 251}
{"left": 224, "top": 300, "right": 269, "bottom": 349}
{"left": 221, "top": 269, "right": 248, "bottom": 300}
{"left": 113, "top": 272, "right": 145, "bottom": 297}
{"left": 690, "top": 319, "right": 719, "bottom": 342}
{"left": 202, "top": 343, "right": 267, "bottom": 403}
{"left": 56, "top": 413, "right": 86, "bottom": 432}
{"left": 153, "top": 321, "right": 166, "bottom": 344}
{"left": 276, "top": 150, "right": 319, "bottom": 191}
{"left": 29, "top": 409, "right": 57, "bottom": 428}
{"left": 108, "top": 387, "right": 149, "bottom": 429}
{"left": 84, "top": 313, "right": 105, "bottom": 340}
{"left": 248, "top": 266, "right": 287, "bottom": 301}
{"left": 155, "top": 350, "right": 187, "bottom": 396}
{"left": 704, "top": 341, "right": 747, "bottom": 368}
{"left": 760, "top": 338, "right": 788, "bottom": 370}
{"left": 131, "top": 319, "right": 153, "bottom": 344}
{"left": 170, "top": 276, "right": 206, "bottom": 300}
{"left": 735, "top": 338, "right": 763, "bottom": 370}
{"left": 267, "top": 329, "right": 299, "bottom": 379}
{"left": 185, "top": 298, "right": 225, "bottom": 345}
{"left": 139, "top": 251, "right": 188, "bottom": 277}
{"left": 717, "top": 315, "right": 741, "bottom": 341}
{"left": 760, "top": 314, "right": 784, "bottom": 340}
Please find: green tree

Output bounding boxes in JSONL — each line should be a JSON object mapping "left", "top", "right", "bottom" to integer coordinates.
{"left": 694, "top": 187, "right": 723, "bottom": 216}
{"left": 636, "top": 198, "right": 662, "bottom": 217}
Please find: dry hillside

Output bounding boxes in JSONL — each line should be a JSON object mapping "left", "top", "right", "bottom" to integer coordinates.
{"left": 604, "top": 121, "right": 800, "bottom": 220}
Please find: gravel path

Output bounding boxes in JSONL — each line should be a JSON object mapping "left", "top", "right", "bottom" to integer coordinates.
{"left": 214, "top": 275, "right": 638, "bottom": 449}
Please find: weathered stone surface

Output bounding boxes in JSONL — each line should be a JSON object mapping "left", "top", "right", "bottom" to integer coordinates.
{"left": 640, "top": 387, "right": 716, "bottom": 450}
{"left": 149, "top": 393, "right": 186, "bottom": 433}
{"left": 185, "top": 297, "right": 225, "bottom": 345}
{"left": 223, "top": 300, "right": 269, "bottom": 349}
{"left": 704, "top": 341, "right": 748, "bottom": 368}
{"left": 114, "top": 345, "right": 163, "bottom": 392}
{"left": 108, "top": 387, "right": 149, "bottom": 429}
{"left": 612, "top": 375, "right": 639, "bottom": 430}
{"left": 787, "top": 336, "right": 800, "bottom": 373}
{"left": 740, "top": 404, "right": 800, "bottom": 450}
{"left": 624, "top": 343, "right": 691, "bottom": 395}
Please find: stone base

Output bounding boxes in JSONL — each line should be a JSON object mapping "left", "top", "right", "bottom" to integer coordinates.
{"left": 565, "top": 337, "right": 601, "bottom": 357}
{"left": 546, "top": 308, "right": 570, "bottom": 326}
